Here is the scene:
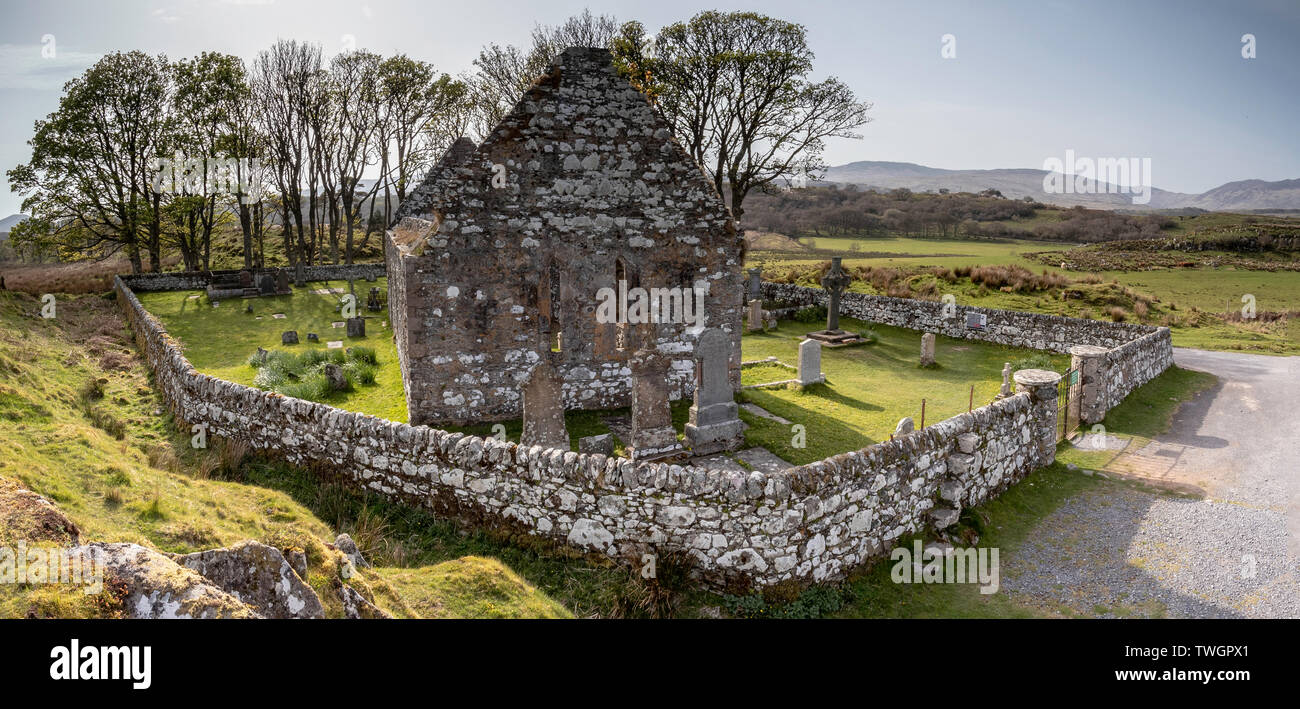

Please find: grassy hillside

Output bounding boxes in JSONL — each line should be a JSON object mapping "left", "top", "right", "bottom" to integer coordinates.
{"left": 0, "top": 291, "right": 580, "bottom": 618}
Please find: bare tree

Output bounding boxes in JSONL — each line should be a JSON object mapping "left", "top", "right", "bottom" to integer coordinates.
{"left": 650, "top": 11, "right": 871, "bottom": 225}
{"left": 329, "top": 50, "right": 383, "bottom": 265}
{"left": 251, "top": 40, "right": 321, "bottom": 269}
{"left": 468, "top": 9, "right": 622, "bottom": 136}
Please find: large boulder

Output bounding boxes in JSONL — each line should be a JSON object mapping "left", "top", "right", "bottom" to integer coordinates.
{"left": 173, "top": 540, "right": 325, "bottom": 619}
{"left": 85, "top": 543, "right": 259, "bottom": 619}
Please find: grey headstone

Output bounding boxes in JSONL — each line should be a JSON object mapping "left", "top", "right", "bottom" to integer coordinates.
{"left": 686, "top": 328, "right": 744, "bottom": 455}
{"left": 346, "top": 317, "right": 365, "bottom": 338}
{"left": 920, "top": 332, "right": 936, "bottom": 366}
{"left": 746, "top": 267, "right": 763, "bottom": 302}
{"left": 281, "top": 331, "right": 299, "bottom": 345}
{"left": 797, "top": 339, "right": 824, "bottom": 386}
{"left": 746, "top": 299, "right": 764, "bottom": 333}
{"left": 629, "top": 348, "right": 683, "bottom": 460}
{"left": 894, "top": 417, "right": 915, "bottom": 436}
{"left": 520, "top": 359, "right": 568, "bottom": 450}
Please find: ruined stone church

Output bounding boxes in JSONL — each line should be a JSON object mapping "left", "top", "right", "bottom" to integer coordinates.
{"left": 385, "top": 47, "right": 744, "bottom": 426}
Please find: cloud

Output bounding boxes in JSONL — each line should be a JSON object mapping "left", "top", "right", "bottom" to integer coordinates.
{"left": 0, "top": 44, "right": 100, "bottom": 91}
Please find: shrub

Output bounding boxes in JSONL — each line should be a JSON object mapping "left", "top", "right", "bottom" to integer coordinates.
{"left": 246, "top": 344, "right": 379, "bottom": 402}
{"left": 793, "top": 304, "right": 828, "bottom": 323}
{"left": 1011, "top": 352, "right": 1055, "bottom": 372}
{"left": 1108, "top": 306, "right": 1128, "bottom": 322}
{"left": 347, "top": 346, "right": 377, "bottom": 365}
{"left": 344, "top": 361, "right": 377, "bottom": 386}
{"left": 279, "top": 372, "right": 334, "bottom": 402}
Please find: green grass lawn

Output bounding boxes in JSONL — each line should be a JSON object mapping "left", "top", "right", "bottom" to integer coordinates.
{"left": 136, "top": 279, "right": 409, "bottom": 422}
{"left": 724, "top": 363, "right": 1218, "bottom": 619}
{"left": 738, "top": 317, "right": 1069, "bottom": 464}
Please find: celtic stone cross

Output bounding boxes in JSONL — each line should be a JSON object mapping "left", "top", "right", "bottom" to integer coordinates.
{"left": 820, "top": 257, "right": 851, "bottom": 333}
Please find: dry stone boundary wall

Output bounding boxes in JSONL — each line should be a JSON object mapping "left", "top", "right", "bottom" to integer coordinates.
{"left": 115, "top": 273, "right": 1163, "bottom": 590}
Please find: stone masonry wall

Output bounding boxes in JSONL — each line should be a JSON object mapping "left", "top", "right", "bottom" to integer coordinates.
{"left": 762, "top": 282, "right": 1174, "bottom": 420}
{"left": 117, "top": 275, "right": 1058, "bottom": 590}
{"left": 386, "top": 48, "right": 744, "bottom": 427}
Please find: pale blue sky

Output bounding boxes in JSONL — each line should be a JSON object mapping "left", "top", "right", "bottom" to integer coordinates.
{"left": 2, "top": 0, "right": 1298, "bottom": 217}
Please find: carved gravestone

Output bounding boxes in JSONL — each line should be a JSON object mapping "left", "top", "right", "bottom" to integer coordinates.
{"left": 274, "top": 270, "right": 291, "bottom": 294}
{"left": 294, "top": 261, "right": 306, "bottom": 287}
{"left": 629, "top": 348, "right": 683, "bottom": 461}
{"left": 806, "top": 257, "right": 862, "bottom": 344}
{"left": 281, "top": 331, "right": 299, "bottom": 345}
{"left": 797, "top": 339, "right": 825, "bottom": 387}
{"left": 239, "top": 270, "right": 254, "bottom": 288}
{"left": 578, "top": 433, "right": 614, "bottom": 456}
{"left": 255, "top": 347, "right": 269, "bottom": 364}
{"left": 746, "top": 299, "right": 764, "bottom": 333}
{"left": 257, "top": 273, "right": 277, "bottom": 296}
{"left": 346, "top": 317, "right": 365, "bottom": 338}
{"left": 999, "top": 362, "right": 1013, "bottom": 398}
{"left": 685, "top": 328, "right": 744, "bottom": 455}
{"left": 520, "top": 360, "right": 568, "bottom": 450}
{"left": 920, "top": 332, "right": 936, "bottom": 366}
{"left": 367, "top": 287, "right": 382, "bottom": 312}
{"left": 746, "top": 267, "right": 763, "bottom": 302}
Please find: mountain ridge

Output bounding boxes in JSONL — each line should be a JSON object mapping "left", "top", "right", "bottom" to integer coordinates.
{"left": 821, "top": 161, "right": 1298, "bottom": 212}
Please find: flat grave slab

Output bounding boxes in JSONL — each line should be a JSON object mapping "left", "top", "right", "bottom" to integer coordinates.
{"left": 741, "top": 402, "right": 792, "bottom": 425}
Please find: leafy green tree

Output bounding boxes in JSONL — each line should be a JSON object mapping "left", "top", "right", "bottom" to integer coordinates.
{"left": 172, "top": 51, "right": 252, "bottom": 270}
{"left": 8, "top": 51, "right": 172, "bottom": 273}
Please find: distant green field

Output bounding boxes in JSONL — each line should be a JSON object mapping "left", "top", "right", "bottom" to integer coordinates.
{"left": 749, "top": 235, "right": 1300, "bottom": 354}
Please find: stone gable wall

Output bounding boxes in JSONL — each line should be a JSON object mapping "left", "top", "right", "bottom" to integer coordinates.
{"left": 117, "top": 275, "right": 1059, "bottom": 591}
{"left": 386, "top": 48, "right": 744, "bottom": 426}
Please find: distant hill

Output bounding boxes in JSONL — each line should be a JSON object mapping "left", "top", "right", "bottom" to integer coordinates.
{"left": 0, "top": 213, "right": 26, "bottom": 238}
{"left": 821, "top": 162, "right": 1299, "bottom": 212}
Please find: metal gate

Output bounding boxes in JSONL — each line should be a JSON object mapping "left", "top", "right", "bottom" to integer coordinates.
{"left": 1057, "top": 367, "right": 1080, "bottom": 442}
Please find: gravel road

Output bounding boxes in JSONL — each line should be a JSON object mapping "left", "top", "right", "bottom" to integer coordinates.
{"left": 1003, "top": 349, "right": 1300, "bottom": 618}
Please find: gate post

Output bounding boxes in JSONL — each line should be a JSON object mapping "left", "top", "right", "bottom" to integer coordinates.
{"left": 1069, "top": 345, "right": 1110, "bottom": 425}
{"left": 1014, "top": 369, "right": 1063, "bottom": 469}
